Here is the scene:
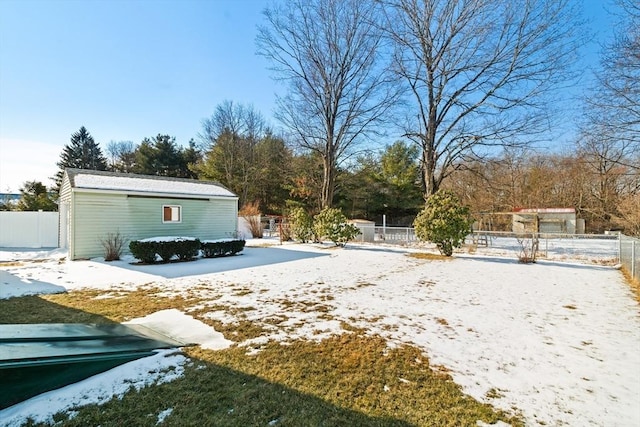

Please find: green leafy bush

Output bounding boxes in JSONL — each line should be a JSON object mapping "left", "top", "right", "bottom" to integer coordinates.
{"left": 129, "top": 237, "right": 201, "bottom": 263}
{"left": 155, "top": 242, "right": 176, "bottom": 262}
{"left": 413, "top": 190, "right": 473, "bottom": 256}
{"left": 288, "top": 207, "right": 314, "bottom": 243}
{"left": 129, "top": 240, "right": 158, "bottom": 264}
{"left": 313, "top": 207, "right": 360, "bottom": 247}
{"left": 174, "top": 239, "right": 202, "bottom": 261}
{"left": 201, "top": 239, "right": 246, "bottom": 258}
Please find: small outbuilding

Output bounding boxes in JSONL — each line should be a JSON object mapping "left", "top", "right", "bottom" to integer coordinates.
{"left": 349, "top": 219, "right": 375, "bottom": 243}
{"left": 59, "top": 169, "right": 239, "bottom": 260}
{"left": 512, "top": 208, "right": 578, "bottom": 234}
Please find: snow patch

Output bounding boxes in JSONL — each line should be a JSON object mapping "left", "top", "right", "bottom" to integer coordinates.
{"left": 125, "top": 309, "right": 232, "bottom": 350}
{"left": 138, "top": 236, "right": 198, "bottom": 243}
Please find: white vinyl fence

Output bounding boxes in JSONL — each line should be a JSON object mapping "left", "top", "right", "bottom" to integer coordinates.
{"left": 0, "top": 211, "right": 59, "bottom": 248}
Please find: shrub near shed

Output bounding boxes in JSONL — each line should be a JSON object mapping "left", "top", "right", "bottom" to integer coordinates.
{"left": 129, "top": 237, "right": 201, "bottom": 264}
{"left": 313, "top": 208, "right": 360, "bottom": 247}
{"left": 201, "top": 239, "right": 246, "bottom": 258}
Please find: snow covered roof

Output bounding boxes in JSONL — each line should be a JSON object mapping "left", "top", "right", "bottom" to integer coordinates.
{"left": 65, "top": 169, "right": 236, "bottom": 198}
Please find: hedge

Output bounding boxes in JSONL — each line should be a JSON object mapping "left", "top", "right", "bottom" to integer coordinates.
{"left": 129, "top": 237, "right": 201, "bottom": 264}
{"left": 201, "top": 239, "right": 246, "bottom": 258}
{"left": 129, "top": 237, "right": 245, "bottom": 263}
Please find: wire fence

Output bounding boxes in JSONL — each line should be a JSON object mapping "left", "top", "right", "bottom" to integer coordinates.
{"left": 619, "top": 234, "right": 640, "bottom": 282}
{"left": 285, "top": 222, "right": 636, "bottom": 278}
{"left": 351, "top": 226, "right": 623, "bottom": 264}
{"left": 467, "top": 231, "right": 620, "bottom": 263}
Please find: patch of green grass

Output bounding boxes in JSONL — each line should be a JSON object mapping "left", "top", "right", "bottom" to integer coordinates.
{"left": 194, "top": 335, "right": 522, "bottom": 426}
{"left": 356, "top": 281, "right": 376, "bottom": 288}
{"left": 340, "top": 321, "right": 367, "bottom": 334}
{"left": 485, "top": 388, "right": 505, "bottom": 399}
{"left": 0, "top": 261, "right": 23, "bottom": 267}
{"left": 436, "top": 317, "right": 450, "bottom": 326}
{"left": 231, "top": 287, "right": 254, "bottom": 297}
{"left": 200, "top": 317, "right": 267, "bottom": 343}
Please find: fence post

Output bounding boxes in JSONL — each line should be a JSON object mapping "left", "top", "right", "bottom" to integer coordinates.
{"left": 619, "top": 234, "right": 622, "bottom": 263}
{"left": 545, "top": 235, "right": 548, "bottom": 257}
{"left": 632, "top": 240, "right": 636, "bottom": 280}
{"left": 382, "top": 214, "right": 386, "bottom": 241}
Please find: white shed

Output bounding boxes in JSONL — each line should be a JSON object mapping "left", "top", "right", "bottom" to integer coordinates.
{"left": 349, "top": 219, "right": 375, "bottom": 243}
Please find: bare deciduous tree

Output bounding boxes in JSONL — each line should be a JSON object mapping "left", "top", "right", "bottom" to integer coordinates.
{"left": 574, "top": 0, "right": 640, "bottom": 233}
{"left": 197, "top": 101, "right": 266, "bottom": 206}
{"left": 106, "top": 140, "right": 136, "bottom": 172}
{"left": 257, "top": 0, "right": 398, "bottom": 208}
{"left": 382, "top": 0, "right": 582, "bottom": 197}
{"left": 580, "top": 0, "right": 639, "bottom": 170}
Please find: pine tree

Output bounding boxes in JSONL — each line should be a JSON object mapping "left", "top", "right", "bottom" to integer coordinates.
{"left": 54, "top": 126, "right": 108, "bottom": 189}
{"left": 133, "top": 134, "right": 193, "bottom": 177}
{"left": 17, "top": 181, "right": 57, "bottom": 211}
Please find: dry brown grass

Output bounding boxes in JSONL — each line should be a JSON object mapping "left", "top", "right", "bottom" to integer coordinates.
{"left": 407, "top": 252, "right": 453, "bottom": 261}
{"left": 0, "top": 289, "right": 525, "bottom": 426}
{"left": 621, "top": 267, "right": 640, "bottom": 304}
{"left": 0, "top": 261, "right": 24, "bottom": 267}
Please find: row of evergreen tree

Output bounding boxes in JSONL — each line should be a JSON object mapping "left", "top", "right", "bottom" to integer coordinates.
{"left": 52, "top": 126, "right": 200, "bottom": 189}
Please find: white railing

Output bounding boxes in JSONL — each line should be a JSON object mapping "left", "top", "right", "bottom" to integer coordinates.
{"left": 351, "top": 225, "right": 418, "bottom": 244}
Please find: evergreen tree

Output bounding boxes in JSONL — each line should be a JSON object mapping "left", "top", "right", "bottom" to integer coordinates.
{"left": 0, "top": 194, "right": 13, "bottom": 211}
{"left": 252, "top": 133, "right": 291, "bottom": 213}
{"left": 134, "top": 134, "right": 194, "bottom": 177}
{"left": 54, "top": 126, "right": 107, "bottom": 189}
{"left": 336, "top": 142, "right": 422, "bottom": 223}
{"left": 414, "top": 190, "right": 472, "bottom": 256}
{"left": 376, "top": 141, "right": 423, "bottom": 222}
{"left": 17, "top": 181, "right": 57, "bottom": 211}
{"left": 196, "top": 101, "right": 265, "bottom": 207}
{"left": 181, "top": 139, "right": 202, "bottom": 179}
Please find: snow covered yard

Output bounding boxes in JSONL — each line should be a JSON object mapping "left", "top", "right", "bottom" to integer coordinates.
{"left": 0, "top": 240, "right": 639, "bottom": 426}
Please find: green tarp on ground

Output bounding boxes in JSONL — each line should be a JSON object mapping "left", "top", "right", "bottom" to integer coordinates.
{"left": 0, "top": 323, "right": 187, "bottom": 409}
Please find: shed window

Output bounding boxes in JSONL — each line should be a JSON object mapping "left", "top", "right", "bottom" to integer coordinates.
{"left": 163, "top": 205, "right": 181, "bottom": 223}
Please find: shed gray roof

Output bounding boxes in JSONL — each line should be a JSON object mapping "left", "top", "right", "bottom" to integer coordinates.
{"left": 65, "top": 169, "right": 236, "bottom": 198}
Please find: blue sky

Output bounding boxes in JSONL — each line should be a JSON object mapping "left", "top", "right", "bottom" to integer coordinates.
{"left": 0, "top": 0, "right": 617, "bottom": 192}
